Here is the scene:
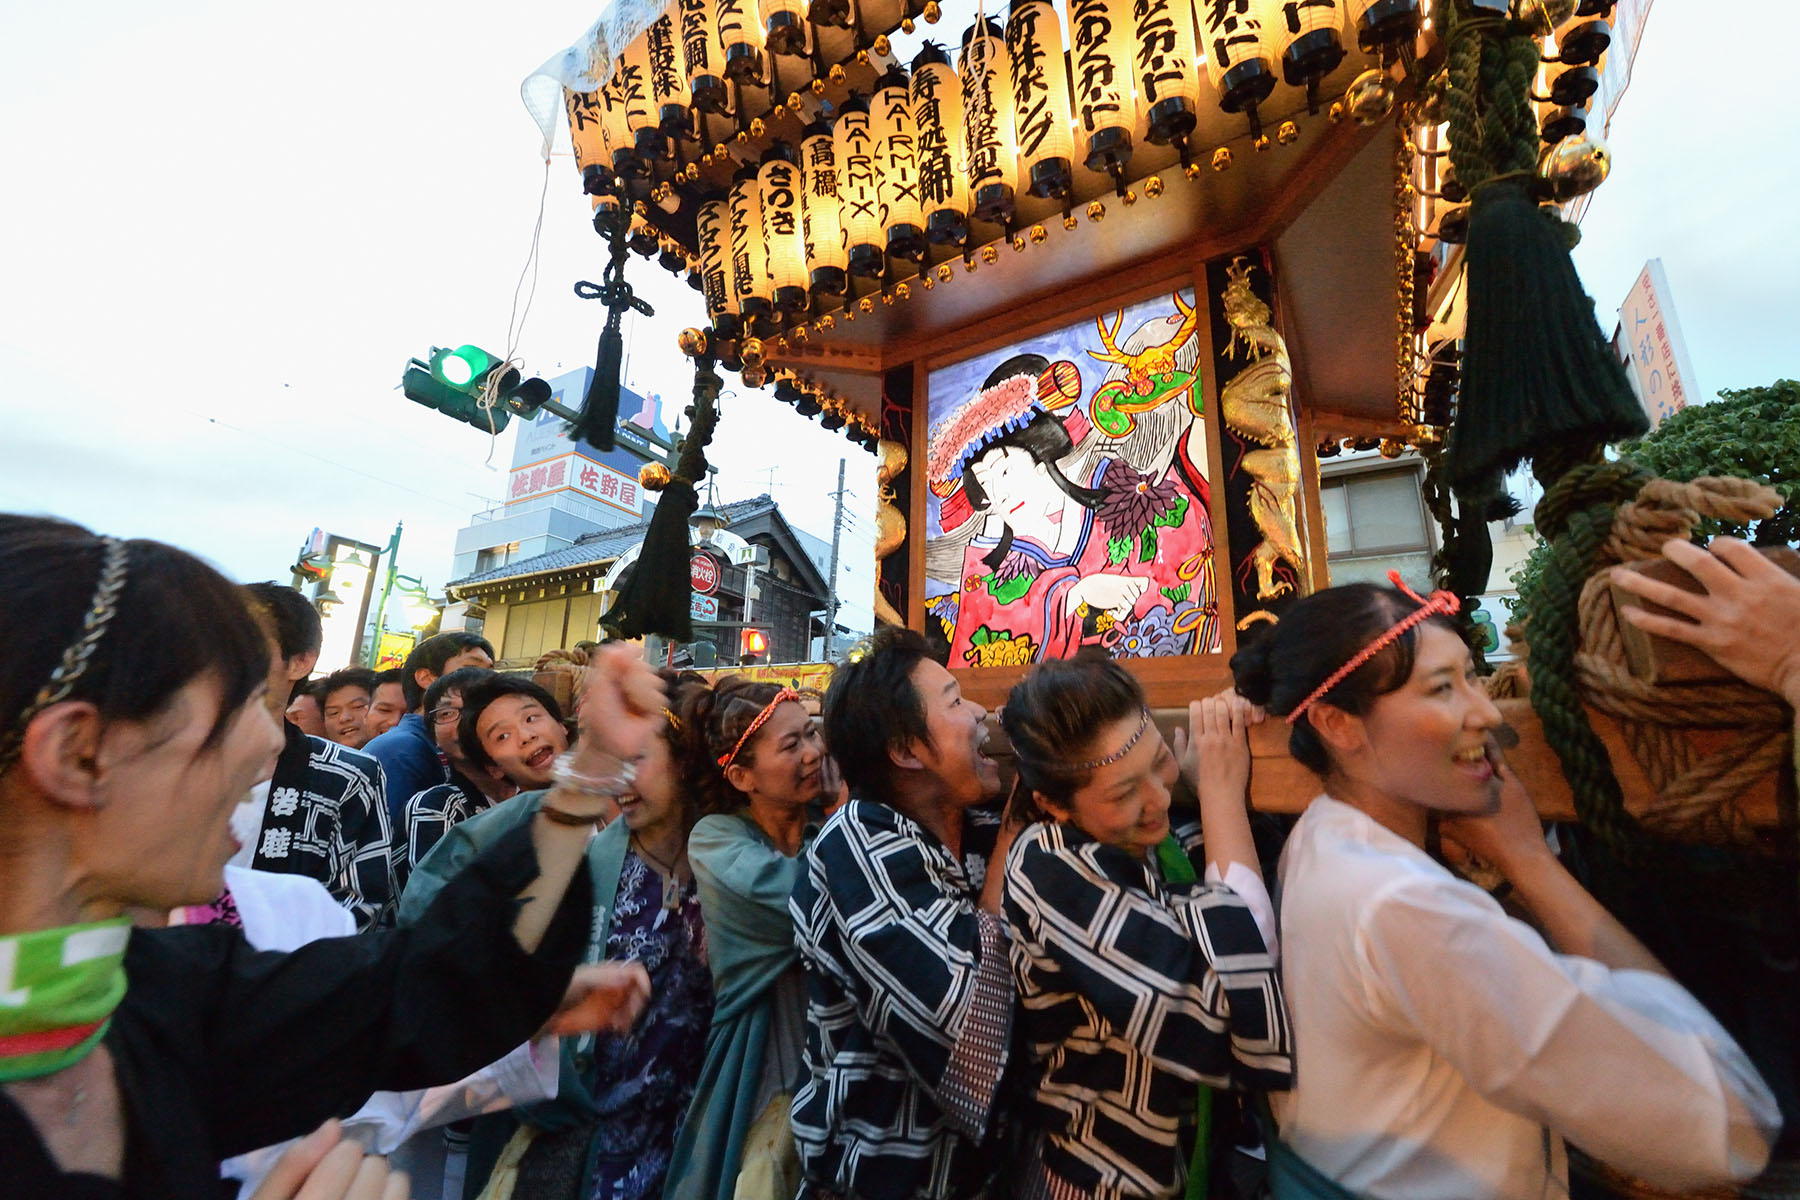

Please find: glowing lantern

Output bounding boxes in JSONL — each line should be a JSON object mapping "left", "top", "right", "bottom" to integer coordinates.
{"left": 1346, "top": 0, "right": 1420, "bottom": 57}
{"left": 871, "top": 69, "right": 925, "bottom": 261}
{"left": 680, "top": 0, "right": 730, "bottom": 112}
{"left": 1130, "top": 0, "right": 1202, "bottom": 147}
{"left": 698, "top": 198, "right": 740, "bottom": 338}
{"left": 716, "top": 0, "right": 767, "bottom": 85}
{"left": 646, "top": 14, "right": 692, "bottom": 134}
{"left": 599, "top": 71, "right": 640, "bottom": 178}
{"left": 835, "top": 100, "right": 883, "bottom": 277}
{"left": 911, "top": 44, "right": 969, "bottom": 244}
{"left": 1005, "top": 2, "right": 1075, "bottom": 197}
{"left": 761, "top": 0, "right": 808, "bottom": 54}
{"left": 618, "top": 39, "right": 661, "bottom": 160}
{"left": 564, "top": 88, "right": 612, "bottom": 194}
{"left": 759, "top": 155, "right": 808, "bottom": 313}
{"left": 1067, "top": 0, "right": 1136, "bottom": 176}
{"left": 729, "top": 170, "right": 772, "bottom": 319}
{"left": 960, "top": 20, "right": 1019, "bottom": 223}
{"left": 1270, "top": 0, "right": 1346, "bottom": 113}
{"left": 800, "top": 123, "right": 848, "bottom": 295}
{"left": 1200, "top": 0, "right": 1279, "bottom": 138}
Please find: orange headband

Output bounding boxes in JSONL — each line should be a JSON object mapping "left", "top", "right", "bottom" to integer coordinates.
{"left": 717, "top": 687, "right": 801, "bottom": 769}
{"left": 1285, "top": 571, "right": 1461, "bottom": 726}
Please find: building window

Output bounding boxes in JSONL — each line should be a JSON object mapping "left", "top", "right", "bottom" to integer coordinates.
{"left": 1320, "top": 466, "right": 1431, "bottom": 558}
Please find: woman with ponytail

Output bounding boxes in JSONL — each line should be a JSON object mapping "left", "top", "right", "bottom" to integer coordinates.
{"left": 664, "top": 679, "right": 824, "bottom": 1200}
{"left": 1237, "top": 578, "right": 1777, "bottom": 1198}
{"left": 999, "top": 656, "right": 1292, "bottom": 1199}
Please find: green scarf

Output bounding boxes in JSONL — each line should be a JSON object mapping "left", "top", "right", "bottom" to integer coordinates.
{"left": 0, "top": 918, "right": 131, "bottom": 1082}
{"left": 1155, "top": 834, "right": 1213, "bottom": 1200}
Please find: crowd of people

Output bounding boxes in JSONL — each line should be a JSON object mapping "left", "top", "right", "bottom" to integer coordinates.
{"left": 1, "top": 511, "right": 1794, "bottom": 1200}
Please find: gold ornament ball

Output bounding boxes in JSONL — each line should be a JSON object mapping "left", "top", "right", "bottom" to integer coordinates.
{"left": 700, "top": 153, "right": 714, "bottom": 168}
{"left": 1345, "top": 68, "right": 1396, "bottom": 127}
{"left": 714, "top": 142, "right": 729, "bottom": 159}
{"left": 812, "top": 78, "right": 827, "bottom": 96}
{"left": 749, "top": 117, "right": 767, "bottom": 137}
{"left": 788, "top": 91, "right": 804, "bottom": 110}
{"left": 740, "top": 337, "right": 767, "bottom": 369}
{"left": 735, "top": 128, "right": 749, "bottom": 144}
{"left": 963, "top": 255, "right": 978, "bottom": 273}
{"left": 770, "top": 104, "right": 786, "bottom": 120}
{"left": 842, "top": 308, "right": 857, "bottom": 321}
{"left": 677, "top": 327, "right": 709, "bottom": 357}
{"left": 829, "top": 64, "right": 847, "bottom": 85}
{"left": 1063, "top": 213, "right": 1079, "bottom": 230}
{"left": 1253, "top": 134, "right": 1271, "bottom": 153}
{"left": 1122, "top": 189, "right": 1137, "bottom": 206}
{"left": 1211, "top": 146, "right": 1233, "bottom": 172}
{"left": 881, "top": 290, "right": 896, "bottom": 306}
{"left": 1143, "top": 175, "right": 1164, "bottom": 199}
{"left": 791, "top": 325, "right": 811, "bottom": 343}
{"left": 922, "top": 276, "right": 935, "bottom": 290}
{"left": 981, "top": 244, "right": 1000, "bottom": 264}
{"left": 859, "top": 295, "right": 875, "bottom": 313}
{"left": 1010, "top": 234, "right": 1026, "bottom": 252}
{"left": 638, "top": 462, "right": 673, "bottom": 492}
{"left": 1378, "top": 438, "right": 1405, "bottom": 459}
{"left": 1029, "top": 223, "right": 1047, "bottom": 244}
{"left": 1539, "top": 133, "right": 1612, "bottom": 201}
{"left": 1328, "top": 100, "right": 1346, "bottom": 124}
{"left": 819, "top": 314, "right": 837, "bottom": 330}
{"left": 633, "top": 201, "right": 648, "bottom": 216}
{"left": 856, "top": 49, "right": 871, "bottom": 66}
{"left": 901, "top": 17, "right": 915, "bottom": 32}
{"left": 1277, "top": 120, "right": 1300, "bottom": 146}
{"left": 936, "top": 263, "right": 954, "bottom": 282}
{"left": 1086, "top": 200, "right": 1105, "bottom": 222}
{"left": 873, "top": 34, "right": 890, "bottom": 55}
{"left": 923, "top": 0, "right": 941, "bottom": 21}
{"left": 1184, "top": 161, "right": 1203, "bottom": 181}
{"left": 741, "top": 364, "right": 769, "bottom": 388}
{"left": 894, "top": 282, "right": 910, "bottom": 300}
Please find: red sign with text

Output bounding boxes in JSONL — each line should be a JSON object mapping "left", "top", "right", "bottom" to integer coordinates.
{"left": 690, "top": 551, "right": 720, "bottom": 595}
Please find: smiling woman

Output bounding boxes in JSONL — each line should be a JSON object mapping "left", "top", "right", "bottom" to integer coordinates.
{"left": 0, "top": 514, "right": 647, "bottom": 1198}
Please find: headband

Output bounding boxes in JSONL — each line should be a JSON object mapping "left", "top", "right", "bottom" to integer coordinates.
{"left": 0, "top": 537, "right": 131, "bottom": 775}
{"left": 1073, "top": 707, "right": 1153, "bottom": 770}
{"left": 1285, "top": 571, "right": 1460, "bottom": 726}
{"left": 717, "top": 687, "right": 801, "bottom": 769}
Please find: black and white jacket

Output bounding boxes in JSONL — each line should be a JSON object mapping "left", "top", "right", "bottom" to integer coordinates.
{"left": 1003, "top": 821, "right": 1293, "bottom": 1199}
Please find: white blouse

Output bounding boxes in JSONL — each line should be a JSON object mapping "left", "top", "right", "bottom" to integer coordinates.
{"left": 1272, "top": 794, "right": 1779, "bottom": 1200}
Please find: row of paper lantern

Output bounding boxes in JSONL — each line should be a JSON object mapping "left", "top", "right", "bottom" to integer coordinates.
{"left": 566, "top": 0, "right": 1422, "bottom": 201}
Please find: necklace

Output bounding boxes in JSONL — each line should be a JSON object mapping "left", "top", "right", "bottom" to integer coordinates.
{"left": 631, "top": 834, "right": 687, "bottom": 912}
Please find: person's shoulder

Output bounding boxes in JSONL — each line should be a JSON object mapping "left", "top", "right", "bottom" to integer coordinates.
{"left": 305, "top": 736, "right": 382, "bottom": 783}
{"left": 452, "top": 789, "right": 545, "bottom": 842}
{"left": 406, "top": 782, "right": 461, "bottom": 815}
{"left": 363, "top": 717, "right": 429, "bottom": 760}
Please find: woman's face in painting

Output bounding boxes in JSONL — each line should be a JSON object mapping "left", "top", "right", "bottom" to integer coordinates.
{"left": 970, "top": 445, "right": 1069, "bottom": 549}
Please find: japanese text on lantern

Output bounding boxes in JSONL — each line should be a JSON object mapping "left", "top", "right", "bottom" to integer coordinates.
{"left": 912, "top": 63, "right": 962, "bottom": 210}
{"left": 1069, "top": 0, "right": 1123, "bottom": 134}
{"left": 837, "top": 112, "right": 878, "bottom": 243}
{"left": 1009, "top": 6, "right": 1053, "bottom": 156}
{"left": 648, "top": 16, "right": 684, "bottom": 105}
{"left": 679, "top": 0, "right": 718, "bottom": 77}
{"left": 961, "top": 36, "right": 1007, "bottom": 189}
{"left": 698, "top": 201, "right": 730, "bottom": 320}
{"left": 1134, "top": 0, "right": 1182, "bottom": 105}
{"left": 1202, "top": 0, "right": 1263, "bottom": 70}
{"left": 874, "top": 88, "right": 921, "bottom": 227}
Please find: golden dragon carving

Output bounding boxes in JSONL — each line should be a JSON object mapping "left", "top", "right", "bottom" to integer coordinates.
{"left": 1220, "top": 256, "right": 1309, "bottom": 608}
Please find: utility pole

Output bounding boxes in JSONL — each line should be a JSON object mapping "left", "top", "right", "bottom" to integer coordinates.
{"left": 825, "top": 458, "right": 845, "bottom": 660}
{"left": 364, "top": 522, "right": 404, "bottom": 667}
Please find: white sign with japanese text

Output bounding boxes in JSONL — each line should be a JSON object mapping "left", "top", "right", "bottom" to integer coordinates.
{"left": 690, "top": 593, "right": 720, "bottom": 621}
{"left": 1618, "top": 259, "right": 1698, "bottom": 431}
{"left": 507, "top": 452, "right": 642, "bottom": 514}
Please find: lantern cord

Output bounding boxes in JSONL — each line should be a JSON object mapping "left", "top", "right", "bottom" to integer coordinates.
{"left": 572, "top": 202, "right": 655, "bottom": 452}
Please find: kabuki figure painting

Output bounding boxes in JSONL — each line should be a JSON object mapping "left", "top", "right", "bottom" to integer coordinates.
{"left": 924, "top": 289, "right": 1222, "bottom": 667}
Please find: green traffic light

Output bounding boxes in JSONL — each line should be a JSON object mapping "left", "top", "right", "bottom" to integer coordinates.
{"left": 431, "top": 344, "right": 497, "bottom": 392}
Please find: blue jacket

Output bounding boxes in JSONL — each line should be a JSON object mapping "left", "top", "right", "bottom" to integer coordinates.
{"left": 362, "top": 713, "right": 448, "bottom": 826}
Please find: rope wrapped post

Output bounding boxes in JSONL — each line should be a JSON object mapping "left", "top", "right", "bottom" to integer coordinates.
{"left": 600, "top": 346, "right": 722, "bottom": 642}
{"left": 573, "top": 197, "right": 655, "bottom": 451}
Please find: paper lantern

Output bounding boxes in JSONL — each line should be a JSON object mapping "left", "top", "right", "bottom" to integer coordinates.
{"left": 716, "top": 0, "right": 767, "bottom": 85}
{"left": 618, "top": 39, "right": 662, "bottom": 160}
{"left": 564, "top": 88, "right": 613, "bottom": 195}
{"left": 698, "top": 198, "right": 740, "bottom": 337}
{"left": 1067, "top": 0, "right": 1136, "bottom": 174}
{"left": 1129, "top": 0, "right": 1201, "bottom": 146}
{"left": 800, "top": 124, "right": 848, "bottom": 295}
{"left": 1270, "top": 0, "right": 1346, "bottom": 113}
{"left": 759, "top": 156, "right": 808, "bottom": 313}
{"left": 1346, "top": 0, "right": 1420, "bottom": 56}
{"left": 835, "top": 101, "right": 883, "bottom": 277}
{"left": 960, "top": 20, "right": 1019, "bottom": 223}
{"left": 680, "top": 0, "right": 730, "bottom": 112}
{"left": 871, "top": 69, "right": 926, "bottom": 261}
{"left": 729, "top": 171, "right": 773, "bottom": 318}
{"left": 911, "top": 45, "right": 969, "bottom": 244}
{"left": 761, "top": 0, "right": 808, "bottom": 54}
{"left": 1200, "top": 0, "right": 1278, "bottom": 137}
{"left": 598, "top": 71, "right": 641, "bottom": 178}
{"left": 646, "top": 14, "right": 692, "bottom": 134}
{"left": 1006, "top": 2, "right": 1076, "bottom": 197}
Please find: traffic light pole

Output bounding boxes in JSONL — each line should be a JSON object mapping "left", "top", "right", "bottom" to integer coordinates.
{"left": 364, "top": 521, "right": 404, "bottom": 668}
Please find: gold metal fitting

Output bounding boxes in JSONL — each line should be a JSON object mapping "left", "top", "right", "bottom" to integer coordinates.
{"left": 894, "top": 281, "right": 910, "bottom": 300}
{"left": 1063, "top": 213, "right": 1079, "bottom": 230}
{"left": 843, "top": 308, "right": 856, "bottom": 321}
{"left": 770, "top": 104, "right": 786, "bottom": 120}
{"left": 677, "top": 327, "right": 710, "bottom": 357}
{"left": 873, "top": 34, "right": 890, "bottom": 55}
{"left": 633, "top": 201, "right": 649, "bottom": 216}
{"left": 1329, "top": 100, "right": 1346, "bottom": 123}
{"left": 901, "top": 17, "right": 915, "bottom": 33}
{"left": 937, "top": 263, "right": 954, "bottom": 282}
{"left": 1253, "top": 134, "right": 1271, "bottom": 152}
{"left": 741, "top": 364, "right": 768, "bottom": 388}
{"left": 714, "top": 142, "right": 729, "bottom": 159}
{"left": 855, "top": 49, "right": 871, "bottom": 66}
{"left": 1010, "top": 234, "right": 1026, "bottom": 252}
{"left": 1378, "top": 438, "right": 1405, "bottom": 459}
{"left": 749, "top": 117, "right": 766, "bottom": 138}
{"left": 923, "top": 0, "right": 941, "bottom": 21}
{"left": 1143, "top": 175, "right": 1164, "bottom": 198}
{"left": 791, "top": 325, "right": 810, "bottom": 343}
{"left": 740, "top": 337, "right": 767, "bottom": 368}
{"left": 812, "top": 78, "right": 827, "bottom": 96}
{"left": 736, "top": 128, "right": 749, "bottom": 144}
{"left": 922, "top": 275, "right": 935, "bottom": 290}
{"left": 981, "top": 244, "right": 999, "bottom": 263}
{"left": 1184, "top": 161, "right": 1203, "bottom": 180}
{"left": 1211, "top": 146, "right": 1233, "bottom": 171}
{"left": 788, "top": 91, "right": 804, "bottom": 110}
{"left": 1029, "top": 223, "right": 1047, "bottom": 243}
{"left": 859, "top": 295, "right": 875, "bottom": 312}
{"left": 829, "top": 64, "right": 847, "bottom": 85}
{"left": 1122, "top": 189, "right": 1137, "bottom": 206}
{"left": 881, "top": 290, "right": 895, "bottom": 305}
{"left": 1277, "top": 120, "right": 1300, "bottom": 146}
{"left": 818, "top": 314, "right": 836, "bottom": 330}
{"left": 1086, "top": 200, "right": 1105, "bottom": 222}
{"left": 963, "top": 255, "right": 978, "bottom": 273}
{"left": 701, "top": 153, "right": 714, "bottom": 167}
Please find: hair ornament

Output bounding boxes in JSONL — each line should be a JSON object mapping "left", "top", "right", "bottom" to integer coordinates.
{"left": 717, "top": 686, "right": 801, "bottom": 770}
{"left": 1284, "top": 570, "right": 1461, "bottom": 726}
{"left": 1072, "top": 707, "right": 1153, "bottom": 770}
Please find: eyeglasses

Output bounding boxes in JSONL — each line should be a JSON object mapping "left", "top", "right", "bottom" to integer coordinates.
{"left": 430, "top": 706, "right": 462, "bottom": 725}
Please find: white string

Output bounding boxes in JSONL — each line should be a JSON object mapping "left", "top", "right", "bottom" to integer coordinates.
{"left": 476, "top": 156, "right": 555, "bottom": 465}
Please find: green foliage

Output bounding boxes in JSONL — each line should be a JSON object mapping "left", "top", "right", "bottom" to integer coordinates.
{"left": 1107, "top": 534, "right": 1131, "bottom": 566}
{"left": 1504, "top": 535, "right": 1552, "bottom": 626}
{"left": 1617, "top": 380, "right": 1800, "bottom": 547}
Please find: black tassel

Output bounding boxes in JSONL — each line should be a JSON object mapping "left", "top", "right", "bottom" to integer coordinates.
{"left": 575, "top": 317, "right": 624, "bottom": 451}
{"left": 601, "top": 356, "right": 722, "bottom": 642}
{"left": 1446, "top": 178, "right": 1645, "bottom": 493}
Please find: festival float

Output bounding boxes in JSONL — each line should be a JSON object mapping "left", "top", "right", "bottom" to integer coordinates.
{"left": 516, "top": 1, "right": 1796, "bottom": 1187}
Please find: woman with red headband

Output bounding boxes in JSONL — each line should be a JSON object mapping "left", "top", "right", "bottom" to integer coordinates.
{"left": 664, "top": 679, "right": 825, "bottom": 1200}
{"left": 1233, "top": 577, "right": 1778, "bottom": 1198}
